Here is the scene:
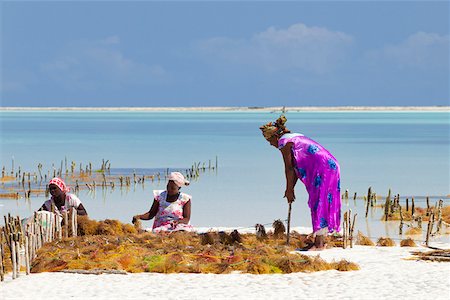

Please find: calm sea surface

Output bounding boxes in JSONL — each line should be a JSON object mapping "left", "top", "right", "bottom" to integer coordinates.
{"left": 0, "top": 110, "right": 449, "bottom": 241}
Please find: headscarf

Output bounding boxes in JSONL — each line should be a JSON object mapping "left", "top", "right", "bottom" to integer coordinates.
{"left": 168, "top": 172, "right": 190, "bottom": 187}
{"left": 259, "top": 115, "right": 290, "bottom": 140}
{"left": 49, "top": 177, "right": 70, "bottom": 193}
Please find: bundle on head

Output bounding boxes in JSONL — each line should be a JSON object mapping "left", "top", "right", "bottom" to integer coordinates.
{"left": 255, "top": 224, "right": 268, "bottom": 241}
{"left": 272, "top": 219, "right": 286, "bottom": 239}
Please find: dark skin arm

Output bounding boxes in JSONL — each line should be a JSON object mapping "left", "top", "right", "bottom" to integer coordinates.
{"left": 76, "top": 203, "right": 88, "bottom": 216}
{"left": 133, "top": 199, "right": 159, "bottom": 223}
{"left": 38, "top": 204, "right": 48, "bottom": 212}
{"left": 132, "top": 199, "right": 192, "bottom": 225}
{"left": 280, "top": 142, "right": 298, "bottom": 203}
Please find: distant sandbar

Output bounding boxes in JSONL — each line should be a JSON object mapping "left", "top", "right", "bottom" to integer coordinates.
{"left": 1, "top": 106, "right": 449, "bottom": 112}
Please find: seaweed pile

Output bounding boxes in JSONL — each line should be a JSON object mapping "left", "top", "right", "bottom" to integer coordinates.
{"left": 29, "top": 218, "right": 359, "bottom": 274}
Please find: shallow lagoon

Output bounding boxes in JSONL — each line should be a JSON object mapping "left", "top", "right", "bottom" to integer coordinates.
{"left": 0, "top": 110, "right": 449, "bottom": 243}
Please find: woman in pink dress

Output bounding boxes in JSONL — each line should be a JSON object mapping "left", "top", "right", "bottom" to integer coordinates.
{"left": 260, "top": 115, "right": 341, "bottom": 250}
{"left": 132, "top": 172, "right": 193, "bottom": 233}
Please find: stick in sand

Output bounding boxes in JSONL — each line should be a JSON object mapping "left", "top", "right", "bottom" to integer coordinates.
{"left": 286, "top": 202, "right": 292, "bottom": 245}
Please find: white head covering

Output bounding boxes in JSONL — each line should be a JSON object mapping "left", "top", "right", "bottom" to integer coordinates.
{"left": 168, "top": 172, "right": 190, "bottom": 187}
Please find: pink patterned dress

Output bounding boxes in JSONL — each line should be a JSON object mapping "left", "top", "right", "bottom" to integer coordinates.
{"left": 278, "top": 133, "right": 341, "bottom": 234}
{"left": 152, "top": 190, "right": 194, "bottom": 233}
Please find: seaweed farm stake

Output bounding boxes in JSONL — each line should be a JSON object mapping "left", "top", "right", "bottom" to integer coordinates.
{"left": 399, "top": 206, "right": 404, "bottom": 235}
{"left": 406, "top": 198, "right": 409, "bottom": 212}
{"left": 384, "top": 189, "right": 391, "bottom": 221}
{"left": 10, "top": 234, "right": 16, "bottom": 279}
{"left": 342, "top": 211, "right": 347, "bottom": 249}
{"left": 436, "top": 199, "right": 443, "bottom": 233}
{"left": 0, "top": 230, "right": 4, "bottom": 281}
{"left": 24, "top": 234, "right": 30, "bottom": 275}
{"left": 365, "top": 187, "right": 371, "bottom": 218}
{"left": 350, "top": 212, "right": 357, "bottom": 248}
{"left": 64, "top": 212, "right": 69, "bottom": 239}
{"left": 425, "top": 212, "right": 434, "bottom": 247}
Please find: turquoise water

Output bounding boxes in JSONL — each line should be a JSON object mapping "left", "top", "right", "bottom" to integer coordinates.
{"left": 0, "top": 110, "right": 449, "bottom": 240}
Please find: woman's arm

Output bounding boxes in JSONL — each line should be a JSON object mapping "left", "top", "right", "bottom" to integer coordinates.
{"left": 280, "top": 142, "right": 298, "bottom": 203}
{"left": 132, "top": 199, "right": 159, "bottom": 223}
{"left": 38, "top": 204, "right": 49, "bottom": 212}
{"left": 76, "top": 203, "right": 88, "bottom": 216}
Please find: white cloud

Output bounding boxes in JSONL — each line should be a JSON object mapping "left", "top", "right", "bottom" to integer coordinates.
{"left": 39, "top": 36, "right": 168, "bottom": 90}
{"left": 366, "top": 32, "right": 449, "bottom": 69}
{"left": 195, "top": 23, "right": 354, "bottom": 73}
{"left": 100, "top": 35, "right": 120, "bottom": 45}
{"left": 40, "top": 57, "right": 80, "bottom": 72}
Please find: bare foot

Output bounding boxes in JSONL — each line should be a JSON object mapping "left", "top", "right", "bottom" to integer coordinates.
{"left": 309, "top": 235, "right": 326, "bottom": 251}
{"left": 307, "top": 244, "right": 326, "bottom": 251}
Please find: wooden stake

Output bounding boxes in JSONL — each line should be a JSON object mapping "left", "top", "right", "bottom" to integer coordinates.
{"left": 64, "top": 212, "right": 69, "bottom": 239}
{"left": 24, "top": 235, "right": 30, "bottom": 275}
{"left": 384, "top": 189, "right": 391, "bottom": 221}
{"left": 436, "top": 199, "right": 443, "bottom": 234}
{"left": 350, "top": 213, "right": 357, "bottom": 248}
{"left": 10, "top": 235, "right": 16, "bottom": 279}
{"left": 365, "top": 187, "right": 371, "bottom": 218}
{"left": 343, "top": 211, "right": 348, "bottom": 249}
{"left": 71, "top": 208, "right": 76, "bottom": 237}
{"left": 286, "top": 203, "right": 292, "bottom": 245}
{"left": 0, "top": 230, "right": 4, "bottom": 282}
{"left": 399, "top": 205, "right": 404, "bottom": 235}
{"left": 425, "top": 212, "right": 434, "bottom": 247}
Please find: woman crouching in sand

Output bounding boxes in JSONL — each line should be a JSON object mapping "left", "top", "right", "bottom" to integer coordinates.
{"left": 132, "top": 172, "right": 193, "bottom": 233}
{"left": 260, "top": 115, "right": 341, "bottom": 250}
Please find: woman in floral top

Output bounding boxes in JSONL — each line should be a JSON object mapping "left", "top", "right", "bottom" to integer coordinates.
{"left": 132, "top": 172, "right": 193, "bottom": 232}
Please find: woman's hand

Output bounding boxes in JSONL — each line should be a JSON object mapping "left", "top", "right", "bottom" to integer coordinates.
{"left": 132, "top": 215, "right": 140, "bottom": 224}
{"left": 284, "top": 189, "right": 296, "bottom": 203}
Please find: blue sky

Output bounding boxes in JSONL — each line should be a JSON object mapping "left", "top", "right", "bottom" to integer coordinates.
{"left": 1, "top": 1, "right": 449, "bottom": 107}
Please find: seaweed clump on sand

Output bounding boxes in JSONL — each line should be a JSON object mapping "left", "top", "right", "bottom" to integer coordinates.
{"left": 376, "top": 237, "right": 396, "bottom": 247}
{"left": 400, "top": 238, "right": 417, "bottom": 247}
{"left": 30, "top": 219, "right": 360, "bottom": 275}
{"left": 356, "top": 231, "right": 375, "bottom": 246}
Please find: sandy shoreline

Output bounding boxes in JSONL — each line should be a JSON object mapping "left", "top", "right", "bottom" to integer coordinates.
{"left": 0, "top": 106, "right": 449, "bottom": 112}
{"left": 1, "top": 245, "right": 449, "bottom": 300}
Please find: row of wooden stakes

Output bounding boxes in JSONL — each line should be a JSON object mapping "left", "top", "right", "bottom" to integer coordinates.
{"left": 0, "top": 208, "right": 79, "bottom": 282}
{"left": 1, "top": 158, "right": 219, "bottom": 200}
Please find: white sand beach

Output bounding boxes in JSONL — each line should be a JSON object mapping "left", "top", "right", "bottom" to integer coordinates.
{"left": 1, "top": 226, "right": 449, "bottom": 300}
